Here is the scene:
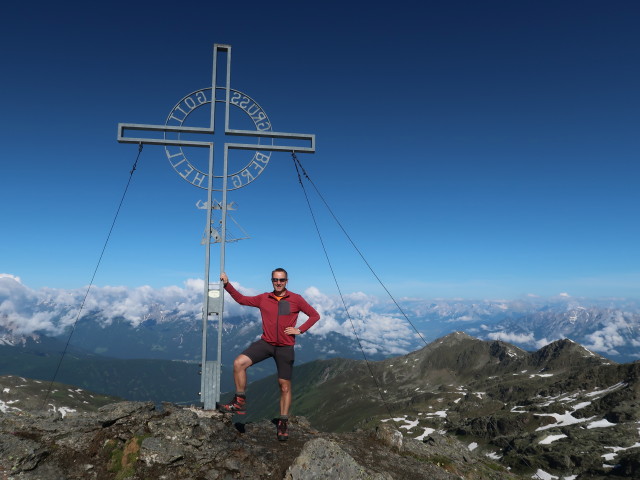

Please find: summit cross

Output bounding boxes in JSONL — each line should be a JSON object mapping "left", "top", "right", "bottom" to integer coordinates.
{"left": 117, "top": 44, "right": 316, "bottom": 409}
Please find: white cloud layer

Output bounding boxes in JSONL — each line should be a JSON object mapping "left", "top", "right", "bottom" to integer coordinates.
{"left": 2, "top": 274, "right": 639, "bottom": 359}
{"left": 583, "top": 311, "right": 632, "bottom": 355}
{"left": 300, "top": 287, "right": 415, "bottom": 354}
{"left": 0, "top": 275, "right": 418, "bottom": 355}
{"left": 486, "top": 331, "right": 536, "bottom": 345}
{"left": 0, "top": 275, "right": 248, "bottom": 335}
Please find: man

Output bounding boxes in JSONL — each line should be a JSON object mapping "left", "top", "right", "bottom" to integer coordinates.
{"left": 217, "top": 268, "right": 320, "bottom": 441}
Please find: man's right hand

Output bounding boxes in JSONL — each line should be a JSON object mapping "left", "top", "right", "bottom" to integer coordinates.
{"left": 220, "top": 273, "right": 228, "bottom": 285}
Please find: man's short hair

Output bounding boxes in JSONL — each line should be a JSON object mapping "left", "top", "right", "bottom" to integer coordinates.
{"left": 272, "top": 268, "right": 288, "bottom": 278}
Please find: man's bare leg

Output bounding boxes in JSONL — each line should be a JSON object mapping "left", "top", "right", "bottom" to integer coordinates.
{"left": 277, "top": 378, "right": 292, "bottom": 441}
{"left": 233, "top": 354, "right": 253, "bottom": 393}
{"left": 218, "top": 354, "right": 252, "bottom": 414}
{"left": 278, "top": 378, "right": 292, "bottom": 416}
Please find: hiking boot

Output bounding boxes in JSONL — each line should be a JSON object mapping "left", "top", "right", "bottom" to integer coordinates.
{"left": 277, "top": 419, "right": 289, "bottom": 441}
{"left": 217, "top": 395, "right": 246, "bottom": 415}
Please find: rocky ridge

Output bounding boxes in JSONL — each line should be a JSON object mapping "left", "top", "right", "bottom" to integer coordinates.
{"left": 0, "top": 396, "right": 520, "bottom": 479}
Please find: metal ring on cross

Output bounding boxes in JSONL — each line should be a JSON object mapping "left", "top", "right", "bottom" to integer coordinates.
{"left": 163, "top": 87, "right": 274, "bottom": 190}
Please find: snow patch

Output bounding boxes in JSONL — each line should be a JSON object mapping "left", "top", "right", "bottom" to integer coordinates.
{"left": 399, "top": 419, "right": 420, "bottom": 430}
{"left": 539, "top": 434, "right": 567, "bottom": 445}
{"left": 0, "top": 400, "right": 22, "bottom": 413}
{"left": 425, "top": 410, "right": 447, "bottom": 418}
{"left": 585, "top": 382, "right": 626, "bottom": 398}
{"left": 587, "top": 419, "right": 617, "bottom": 429}
{"left": 414, "top": 427, "right": 435, "bottom": 441}
{"left": 532, "top": 469, "right": 558, "bottom": 479}
{"left": 602, "top": 443, "right": 640, "bottom": 461}
{"left": 47, "top": 404, "right": 77, "bottom": 418}
{"left": 535, "top": 411, "right": 594, "bottom": 431}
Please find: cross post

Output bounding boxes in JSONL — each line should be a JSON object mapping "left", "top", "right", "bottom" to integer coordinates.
{"left": 117, "top": 44, "right": 315, "bottom": 409}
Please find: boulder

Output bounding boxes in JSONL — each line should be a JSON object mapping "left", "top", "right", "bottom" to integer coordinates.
{"left": 285, "top": 437, "right": 389, "bottom": 480}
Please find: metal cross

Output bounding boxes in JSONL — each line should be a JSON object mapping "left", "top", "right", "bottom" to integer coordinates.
{"left": 117, "top": 44, "right": 315, "bottom": 409}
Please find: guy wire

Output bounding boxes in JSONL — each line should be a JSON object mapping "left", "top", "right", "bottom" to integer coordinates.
{"left": 292, "top": 153, "right": 537, "bottom": 471}
{"left": 292, "top": 153, "right": 401, "bottom": 429}
{"left": 291, "top": 153, "right": 428, "bottom": 347}
{"left": 41, "top": 143, "right": 144, "bottom": 409}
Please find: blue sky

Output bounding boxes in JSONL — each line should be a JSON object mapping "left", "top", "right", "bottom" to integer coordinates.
{"left": 2, "top": 0, "right": 639, "bottom": 300}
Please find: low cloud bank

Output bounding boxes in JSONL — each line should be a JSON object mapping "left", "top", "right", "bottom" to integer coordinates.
{"left": 486, "top": 331, "right": 554, "bottom": 350}
{"left": 486, "top": 331, "right": 536, "bottom": 345}
{"left": 2, "top": 274, "right": 639, "bottom": 358}
{"left": 0, "top": 275, "right": 417, "bottom": 355}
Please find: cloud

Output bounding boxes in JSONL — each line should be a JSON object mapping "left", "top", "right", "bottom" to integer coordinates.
{"left": 2, "top": 274, "right": 639, "bottom": 359}
{"left": 535, "top": 338, "right": 553, "bottom": 349}
{"left": 485, "top": 332, "right": 557, "bottom": 350}
{"left": 486, "top": 331, "right": 536, "bottom": 345}
{"left": 582, "top": 312, "right": 630, "bottom": 355}
{"left": 0, "top": 274, "right": 58, "bottom": 334}
{"left": 0, "top": 274, "right": 22, "bottom": 283}
{"left": 0, "top": 276, "right": 205, "bottom": 334}
{"left": 0, "top": 274, "right": 273, "bottom": 334}
{"left": 348, "top": 312, "right": 415, "bottom": 355}
{"left": 0, "top": 276, "right": 418, "bottom": 355}
{"left": 300, "top": 287, "right": 415, "bottom": 355}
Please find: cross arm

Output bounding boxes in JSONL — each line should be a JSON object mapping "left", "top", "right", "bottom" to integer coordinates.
{"left": 117, "top": 123, "right": 213, "bottom": 148}
{"left": 225, "top": 128, "right": 315, "bottom": 153}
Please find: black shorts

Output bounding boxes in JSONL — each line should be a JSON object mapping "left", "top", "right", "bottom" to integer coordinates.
{"left": 242, "top": 339, "right": 295, "bottom": 380}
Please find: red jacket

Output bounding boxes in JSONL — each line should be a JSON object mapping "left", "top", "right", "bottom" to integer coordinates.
{"left": 224, "top": 282, "right": 320, "bottom": 346}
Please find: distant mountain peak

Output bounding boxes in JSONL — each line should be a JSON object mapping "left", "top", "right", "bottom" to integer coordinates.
{"left": 433, "top": 331, "right": 476, "bottom": 345}
{"left": 532, "top": 337, "right": 613, "bottom": 369}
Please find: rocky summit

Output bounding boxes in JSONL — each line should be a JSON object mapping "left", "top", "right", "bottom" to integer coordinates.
{"left": 0, "top": 397, "right": 519, "bottom": 480}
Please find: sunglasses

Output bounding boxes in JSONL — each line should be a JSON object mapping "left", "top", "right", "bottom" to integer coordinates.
{"left": 271, "top": 278, "right": 288, "bottom": 283}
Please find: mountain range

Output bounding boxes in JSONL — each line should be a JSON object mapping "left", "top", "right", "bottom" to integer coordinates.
{"left": 2, "top": 274, "right": 639, "bottom": 367}
{"left": 243, "top": 332, "right": 640, "bottom": 479}
{"left": 2, "top": 274, "right": 640, "bottom": 412}
{"left": 479, "top": 306, "right": 640, "bottom": 362}
{"left": 2, "top": 332, "right": 638, "bottom": 479}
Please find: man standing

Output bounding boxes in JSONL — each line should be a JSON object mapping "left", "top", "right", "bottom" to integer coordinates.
{"left": 217, "top": 268, "right": 320, "bottom": 441}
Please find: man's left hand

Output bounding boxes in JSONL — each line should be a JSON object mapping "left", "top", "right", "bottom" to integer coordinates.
{"left": 284, "top": 327, "right": 301, "bottom": 335}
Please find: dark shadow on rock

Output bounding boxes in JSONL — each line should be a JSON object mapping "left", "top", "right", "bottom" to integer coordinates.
{"left": 234, "top": 422, "right": 246, "bottom": 433}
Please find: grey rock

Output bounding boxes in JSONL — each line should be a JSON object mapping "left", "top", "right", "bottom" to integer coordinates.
{"left": 285, "top": 437, "right": 388, "bottom": 480}
{"left": 0, "top": 432, "right": 48, "bottom": 473}
{"left": 374, "top": 423, "right": 403, "bottom": 451}
{"left": 0, "top": 396, "right": 523, "bottom": 480}
{"left": 97, "top": 400, "right": 155, "bottom": 426}
{"left": 140, "top": 436, "right": 184, "bottom": 465}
